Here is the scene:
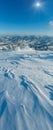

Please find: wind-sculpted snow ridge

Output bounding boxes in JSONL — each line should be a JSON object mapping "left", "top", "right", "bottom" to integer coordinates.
{"left": 0, "top": 50, "right": 53, "bottom": 130}
{"left": 0, "top": 35, "right": 53, "bottom": 50}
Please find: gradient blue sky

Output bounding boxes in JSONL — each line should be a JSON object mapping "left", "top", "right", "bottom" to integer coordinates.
{"left": 0, "top": 0, "right": 53, "bottom": 35}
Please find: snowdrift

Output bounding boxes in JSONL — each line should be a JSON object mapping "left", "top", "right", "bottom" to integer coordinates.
{"left": 0, "top": 50, "right": 53, "bottom": 130}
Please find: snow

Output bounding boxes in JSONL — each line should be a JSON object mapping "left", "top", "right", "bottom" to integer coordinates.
{"left": 0, "top": 50, "right": 53, "bottom": 130}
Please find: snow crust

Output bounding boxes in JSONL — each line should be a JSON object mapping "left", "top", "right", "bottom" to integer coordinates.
{"left": 0, "top": 50, "right": 53, "bottom": 130}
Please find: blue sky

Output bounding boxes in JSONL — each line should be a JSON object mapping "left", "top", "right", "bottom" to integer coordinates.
{"left": 0, "top": 0, "right": 53, "bottom": 35}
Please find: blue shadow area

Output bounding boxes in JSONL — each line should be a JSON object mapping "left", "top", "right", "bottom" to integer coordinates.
{"left": 0, "top": 99, "right": 7, "bottom": 117}
{"left": 19, "top": 75, "right": 28, "bottom": 89}
{"left": 45, "top": 85, "right": 53, "bottom": 101}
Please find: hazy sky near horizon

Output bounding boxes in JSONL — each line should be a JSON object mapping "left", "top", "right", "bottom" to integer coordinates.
{"left": 0, "top": 0, "right": 53, "bottom": 35}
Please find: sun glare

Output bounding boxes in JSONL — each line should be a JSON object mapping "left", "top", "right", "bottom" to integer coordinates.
{"left": 36, "top": 2, "right": 41, "bottom": 7}
{"left": 33, "top": 1, "right": 42, "bottom": 9}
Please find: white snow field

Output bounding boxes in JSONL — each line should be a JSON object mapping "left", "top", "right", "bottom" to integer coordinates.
{"left": 0, "top": 50, "right": 53, "bottom": 130}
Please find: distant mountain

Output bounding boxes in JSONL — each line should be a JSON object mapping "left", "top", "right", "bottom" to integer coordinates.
{"left": 0, "top": 35, "right": 53, "bottom": 51}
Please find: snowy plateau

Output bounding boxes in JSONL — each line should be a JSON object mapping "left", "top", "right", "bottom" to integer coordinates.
{"left": 0, "top": 35, "right": 53, "bottom": 130}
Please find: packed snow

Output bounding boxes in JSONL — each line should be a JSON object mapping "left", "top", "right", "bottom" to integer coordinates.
{"left": 0, "top": 49, "right": 53, "bottom": 130}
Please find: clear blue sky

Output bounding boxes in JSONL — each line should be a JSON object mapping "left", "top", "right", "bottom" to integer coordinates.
{"left": 0, "top": 0, "right": 53, "bottom": 35}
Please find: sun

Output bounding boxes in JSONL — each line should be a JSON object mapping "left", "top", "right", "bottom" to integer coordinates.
{"left": 33, "top": 1, "right": 42, "bottom": 9}
{"left": 36, "top": 2, "right": 41, "bottom": 7}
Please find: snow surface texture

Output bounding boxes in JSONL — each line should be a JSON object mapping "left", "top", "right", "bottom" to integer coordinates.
{"left": 0, "top": 50, "right": 53, "bottom": 130}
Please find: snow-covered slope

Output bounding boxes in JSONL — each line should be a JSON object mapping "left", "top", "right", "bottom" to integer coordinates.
{"left": 0, "top": 50, "right": 53, "bottom": 130}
